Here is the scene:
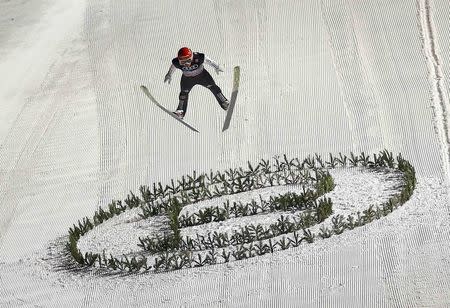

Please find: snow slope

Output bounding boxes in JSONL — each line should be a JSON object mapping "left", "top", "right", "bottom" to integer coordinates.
{"left": 1, "top": 0, "right": 449, "bottom": 307}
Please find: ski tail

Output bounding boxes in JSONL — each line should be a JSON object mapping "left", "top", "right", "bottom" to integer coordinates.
{"left": 140, "top": 85, "right": 199, "bottom": 133}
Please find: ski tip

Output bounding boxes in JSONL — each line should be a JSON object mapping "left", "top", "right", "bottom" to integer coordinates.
{"left": 140, "top": 85, "right": 152, "bottom": 97}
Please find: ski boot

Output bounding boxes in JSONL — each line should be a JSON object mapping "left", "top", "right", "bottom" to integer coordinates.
{"left": 173, "top": 109, "right": 185, "bottom": 120}
{"left": 219, "top": 100, "right": 229, "bottom": 111}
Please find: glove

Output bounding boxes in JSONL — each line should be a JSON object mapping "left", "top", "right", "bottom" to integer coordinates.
{"left": 164, "top": 73, "right": 171, "bottom": 84}
{"left": 215, "top": 66, "right": 224, "bottom": 75}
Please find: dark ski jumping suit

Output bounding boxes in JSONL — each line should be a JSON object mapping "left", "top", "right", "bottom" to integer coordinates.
{"left": 165, "top": 52, "right": 228, "bottom": 115}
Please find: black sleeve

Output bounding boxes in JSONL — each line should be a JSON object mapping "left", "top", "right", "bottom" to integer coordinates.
{"left": 172, "top": 58, "right": 181, "bottom": 69}
{"left": 194, "top": 53, "right": 205, "bottom": 64}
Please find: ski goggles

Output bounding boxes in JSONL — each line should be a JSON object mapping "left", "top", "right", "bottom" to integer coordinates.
{"left": 179, "top": 58, "right": 192, "bottom": 66}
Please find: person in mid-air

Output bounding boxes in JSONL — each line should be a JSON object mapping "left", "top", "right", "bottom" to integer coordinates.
{"left": 164, "top": 47, "right": 229, "bottom": 120}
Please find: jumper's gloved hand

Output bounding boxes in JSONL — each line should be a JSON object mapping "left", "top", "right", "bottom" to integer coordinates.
{"left": 164, "top": 72, "right": 171, "bottom": 84}
{"left": 164, "top": 64, "right": 176, "bottom": 84}
{"left": 205, "top": 56, "right": 223, "bottom": 75}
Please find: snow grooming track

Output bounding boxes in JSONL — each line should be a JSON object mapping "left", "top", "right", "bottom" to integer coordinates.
{"left": 3, "top": 0, "right": 450, "bottom": 306}
{"left": 417, "top": 0, "right": 450, "bottom": 181}
{"left": 320, "top": 0, "right": 383, "bottom": 153}
{"left": 0, "top": 0, "right": 96, "bottom": 253}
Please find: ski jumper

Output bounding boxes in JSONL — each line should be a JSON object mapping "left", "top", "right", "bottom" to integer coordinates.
{"left": 166, "top": 52, "right": 228, "bottom": 115}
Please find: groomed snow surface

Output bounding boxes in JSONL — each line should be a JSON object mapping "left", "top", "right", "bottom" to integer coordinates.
{"left": 1, "top": 0, "right": 450, "bottom": 307}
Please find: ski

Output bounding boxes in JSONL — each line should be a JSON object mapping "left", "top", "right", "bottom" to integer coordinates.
{"left": 222, "top": 66, "right": 241, "bottom": 132}
{"left": 140, "top": 85, "right": 199, "bottom": 133}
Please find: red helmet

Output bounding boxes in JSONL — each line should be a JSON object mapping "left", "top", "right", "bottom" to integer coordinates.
{"left": 178, "top": 47, "right": 193, "bottom": 64}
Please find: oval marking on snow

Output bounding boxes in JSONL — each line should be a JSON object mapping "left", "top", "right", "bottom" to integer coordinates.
{"left": 70, "top": 152, "right": 415, "bottom": 273}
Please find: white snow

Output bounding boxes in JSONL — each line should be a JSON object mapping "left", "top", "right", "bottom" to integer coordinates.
{"left": 1, "top": 0, "right": 450, "bottom": 307}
